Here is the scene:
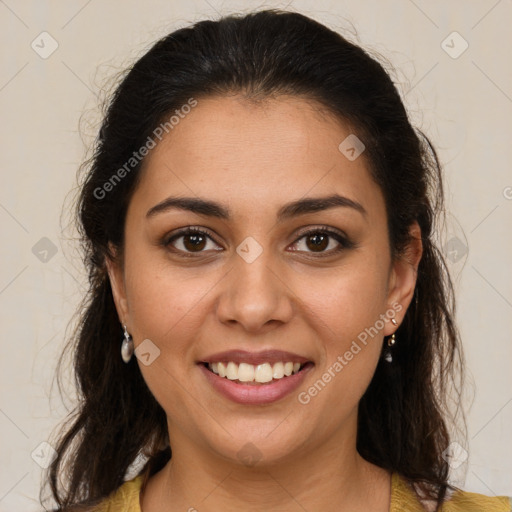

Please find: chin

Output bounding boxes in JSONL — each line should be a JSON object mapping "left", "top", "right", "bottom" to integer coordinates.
{"left": 205, "top": 424, "right": 311, "bottom": 469}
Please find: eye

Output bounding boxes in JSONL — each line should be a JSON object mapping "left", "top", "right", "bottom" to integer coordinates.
{"left": 163, "top": 227, "right": 222, "bottom": 255}
{"left": 288, "top": 227, "right": 354, "bottom": 255}
{"left": 162, "top": 225, "right": 355, "bottom": 257}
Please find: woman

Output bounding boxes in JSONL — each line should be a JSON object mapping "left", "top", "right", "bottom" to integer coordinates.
{"left": 42, "top": 9, "right": 511, "bottom": 512}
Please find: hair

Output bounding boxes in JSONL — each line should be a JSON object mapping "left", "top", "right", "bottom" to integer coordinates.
{"left": 42, "top": 8, "right": 465, "bottom": 511}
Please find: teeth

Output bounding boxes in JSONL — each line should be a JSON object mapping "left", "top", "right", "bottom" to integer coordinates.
{"left": 207, "top": 361, "right": 304, "bottom": 383}
{"left": 238, "top": 363, "right": 255, "bottom": 382}
{"left": 226, "top": 362, "right": 238, "bottom": 380}
{"left": 255, "top": 363, "right": 273, "bottom": 383}
{"left": 272, "top": 362, "right": 284, "bottom": 379}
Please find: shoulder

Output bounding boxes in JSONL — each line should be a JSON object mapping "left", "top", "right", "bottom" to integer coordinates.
{"left": 94, "top": 475, "right": 144, "bottom": 512}
{"left": 440, "top": 489, "right": 511, "bottom": 512}
{"left": 391, "top": 472, "right": 511, "bottom": 512}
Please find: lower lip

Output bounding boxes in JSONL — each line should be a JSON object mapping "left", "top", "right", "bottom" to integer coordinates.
{"left": 199, "top": 363, "right": 314, "bottom": 405}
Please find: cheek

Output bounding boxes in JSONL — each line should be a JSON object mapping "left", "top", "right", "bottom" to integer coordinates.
{"left": 122, "top": 256, "right": 210, "bottom": 417}
{"left": 302, "top": 257, "right": 389, "bottom": 344}
{"left": 294, "top": 257, "right": 389, "bottom": 414}
{"left": 122, "top": 248, "right": 206, "bottom": 361}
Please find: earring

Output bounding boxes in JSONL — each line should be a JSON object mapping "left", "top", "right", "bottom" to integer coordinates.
{"left": 384, "top": 318, "right": 398, "bottom": 363}
{"left": 121, "top": 324, "right": 134, "bottom": 363}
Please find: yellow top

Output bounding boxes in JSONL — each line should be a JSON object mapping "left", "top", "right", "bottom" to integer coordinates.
{"left": 96, "top": 472, "right": 511, "bottom": 511}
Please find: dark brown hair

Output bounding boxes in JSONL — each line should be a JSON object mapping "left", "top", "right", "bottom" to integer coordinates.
{"left": 42, "top": 9, "right": 465, "bottom": 511}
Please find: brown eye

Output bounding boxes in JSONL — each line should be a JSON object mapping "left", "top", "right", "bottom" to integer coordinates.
{"left": 182, "top": 232, "right": 207, "bottom": 252}
{"left": 289, "top": 228, "right": 355, "bottom": 256}
{"left": 304, "top": 232, "right": 329, "bottom": 252}
{"left": 163, "top": 226, "right": 355, "bottom": 257}
{"left": 164, "top": 227, "right": 221, "bottom": 255}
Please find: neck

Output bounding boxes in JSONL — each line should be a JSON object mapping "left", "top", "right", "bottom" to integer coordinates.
{"left": 141, "top": 423, "right": 392, "bottom": 511}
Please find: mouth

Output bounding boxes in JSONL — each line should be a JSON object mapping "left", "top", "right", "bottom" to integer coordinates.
{"left": 197, "top": 350, "right": 314, "bottom": 404}
{"left": 201, "top": 360, "right": 313, "bottom": 385}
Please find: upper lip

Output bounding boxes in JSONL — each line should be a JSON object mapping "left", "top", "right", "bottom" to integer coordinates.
{"left": 199, "top": 349, "right": 311, "bottom": 366}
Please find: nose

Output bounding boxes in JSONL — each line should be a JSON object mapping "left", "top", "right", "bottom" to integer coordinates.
{"left": 215, "top": 244, "right": 294, "bottom": 334}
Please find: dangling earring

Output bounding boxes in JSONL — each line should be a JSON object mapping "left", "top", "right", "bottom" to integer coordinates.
{"left": 384, "top": 318, "right": 398, "bottom": 363}
{"left": 121, "top": 324, "right": 134, "bottom": 363}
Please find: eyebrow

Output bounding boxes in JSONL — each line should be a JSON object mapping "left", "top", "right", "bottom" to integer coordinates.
{"left": 146, "top": 193, "right": 367, "bottom": 221}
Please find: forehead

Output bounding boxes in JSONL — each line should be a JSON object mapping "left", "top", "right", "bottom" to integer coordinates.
{"left": 129, "top": 95, "right": 383, "bottom": 222}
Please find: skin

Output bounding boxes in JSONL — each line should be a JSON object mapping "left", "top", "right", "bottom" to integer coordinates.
{"left": 106, "top": 95, "right": 422, "bottom": 512}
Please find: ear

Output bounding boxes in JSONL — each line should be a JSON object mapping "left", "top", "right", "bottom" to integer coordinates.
{"left": 104, "top": 243, "right": 129, "bottom": 325}
{"left": 384, "top": 221, "right": 423, "bottom": 336}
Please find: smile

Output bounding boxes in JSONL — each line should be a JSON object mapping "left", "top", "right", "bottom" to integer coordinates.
{"left": 205, "top": 361, "right": 305, "bottom": 384}
{"left": 198, "top": 350, "right": 314, "bottom": 404}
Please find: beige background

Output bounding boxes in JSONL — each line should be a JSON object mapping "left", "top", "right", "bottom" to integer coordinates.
{"left": 1, "top": 0, "right": 511, "bottom": 509}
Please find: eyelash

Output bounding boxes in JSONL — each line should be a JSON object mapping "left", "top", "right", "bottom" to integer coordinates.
{"left": 162, "top": 226, "right": 355, "bottom": 258}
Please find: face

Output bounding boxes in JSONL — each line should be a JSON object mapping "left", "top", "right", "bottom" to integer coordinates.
{"left": 107, "top": 95, "right": 421, "bottom": 467}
